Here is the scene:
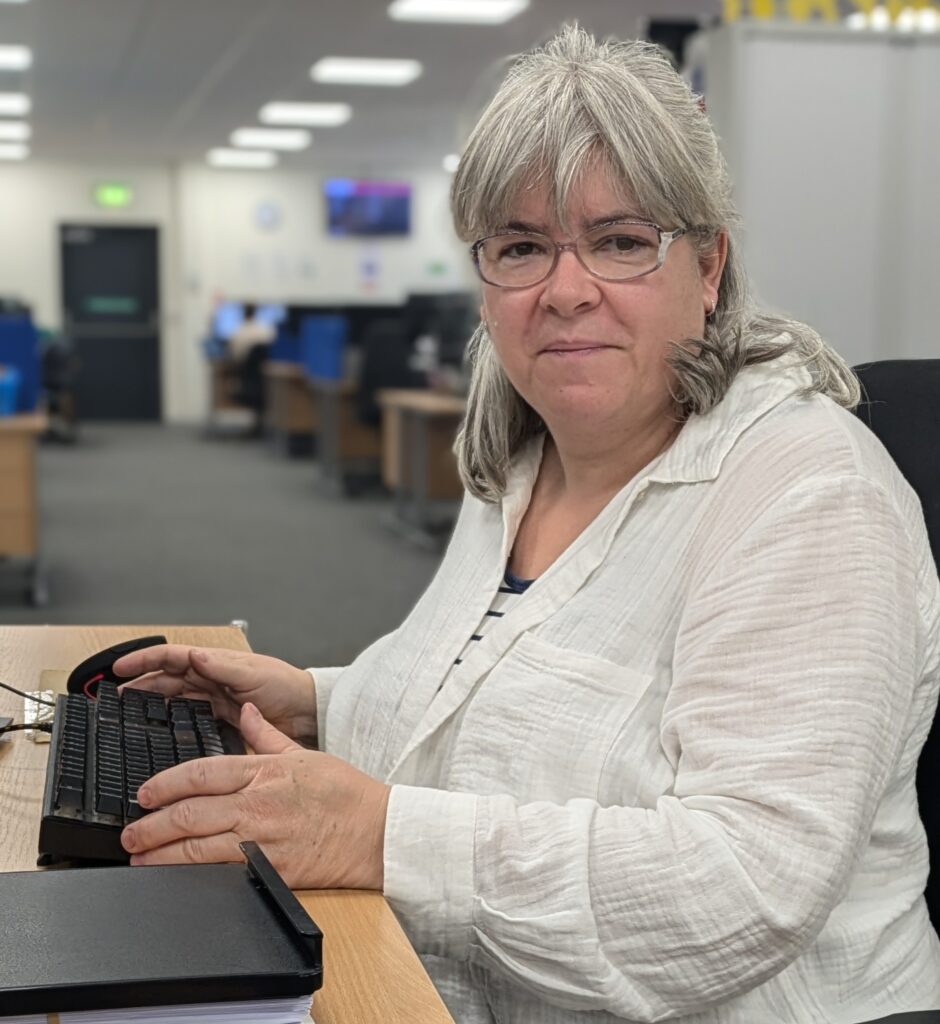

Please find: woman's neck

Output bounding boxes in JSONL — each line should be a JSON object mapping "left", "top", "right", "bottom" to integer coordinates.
{"left": 540, "top": 408, "right": 682, "bottom": 504}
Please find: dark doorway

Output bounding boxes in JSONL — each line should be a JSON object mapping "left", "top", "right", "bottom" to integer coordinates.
{"left": 60, "top": 224, "right": 161, "bottom": 420}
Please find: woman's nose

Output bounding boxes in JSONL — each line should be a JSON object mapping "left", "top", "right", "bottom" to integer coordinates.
{"left": 537, "top": 247, "right": 602, "bottom": 316}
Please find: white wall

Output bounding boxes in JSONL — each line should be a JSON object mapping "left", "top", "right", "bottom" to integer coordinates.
{"left": 696, "top": 22, "right": 940, "bottom": 367}
{"left": 0, "top": 160, "right": 475, "bottom": 422}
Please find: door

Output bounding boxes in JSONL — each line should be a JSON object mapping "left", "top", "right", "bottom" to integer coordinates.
{"left": 60, "top": 224, "right": 161, "bottom": 420}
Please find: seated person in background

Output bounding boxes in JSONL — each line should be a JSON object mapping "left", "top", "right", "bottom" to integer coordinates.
{"left": 227, "top": 303, "right": 275, "bottom": 432}
{"left": 115, "top": 25, "right": 940, "bottom": 1023}
{"left": 226, "top": 302, "right": 275, "bottom": 362}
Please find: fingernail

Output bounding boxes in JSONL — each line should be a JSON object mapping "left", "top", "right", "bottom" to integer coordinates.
{"left": 137, "top": 785, "right": 152, "bottom": 806}
{"left": 244, "top": 702, "right": 259, "bottom": 717}
{"left": 123, "top": 829, "right": 137, "bottom": 852}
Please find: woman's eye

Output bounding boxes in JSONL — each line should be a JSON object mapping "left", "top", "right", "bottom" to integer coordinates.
{"left": 597, "top": 234, "right": 647, "bottom": 252}
{"left": 499, "top": 240, "right": 544, "bottom": 260}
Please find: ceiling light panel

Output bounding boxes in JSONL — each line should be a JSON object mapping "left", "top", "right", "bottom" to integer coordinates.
{"left": 442, "top": 153, "right": 460, "bottom": 173}
{"left": 207, "top": 148, "right": 278, "bottom": 169}
{"left": 0, "top": 46, "right": 31, "bottom": 71}
{"left": 0, "top": 120, "right": 29, "bottom": 140}
{"left": 388, "top": 0, "right": 528, "bottom": 23}
{"left": 0, "top": 92, "right": 29, "bottom": 116}
{"left": 311, "top": 57, "right": 422, "bottom": 87}
{"left": 259, "top": 102, "right": 352, "bottom": 127}
{"left": 0, "top": 143, "right": 27, "bottom": 159}
{"left": 230, "top": 127, "right": 311, "bottom": 151}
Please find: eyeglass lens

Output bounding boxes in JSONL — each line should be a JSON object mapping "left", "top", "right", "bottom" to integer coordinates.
{"left": 475, "top": 222, "right": 662, "bottom": 287}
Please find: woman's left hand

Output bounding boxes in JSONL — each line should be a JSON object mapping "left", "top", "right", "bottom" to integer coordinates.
{"left": 120, "top": 702, "right": 390, "bottom": 891}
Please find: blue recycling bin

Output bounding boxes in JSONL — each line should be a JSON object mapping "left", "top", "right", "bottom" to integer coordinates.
{"left": 0, "top": 315, "right": 40, "bottom": 412}
{"left": 0, "top": 365, "right": 20, "bottom": 416}
{"left": 300, "top": 315, "right": 348, "bottom": 381}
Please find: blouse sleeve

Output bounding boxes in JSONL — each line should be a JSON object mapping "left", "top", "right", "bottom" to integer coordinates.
{"left": 382, "top": 474, "right": 931, "bottom": 1019}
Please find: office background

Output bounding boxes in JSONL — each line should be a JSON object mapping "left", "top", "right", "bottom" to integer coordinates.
{"left": 0, "top": 0, "right": 937, "bottom": 668}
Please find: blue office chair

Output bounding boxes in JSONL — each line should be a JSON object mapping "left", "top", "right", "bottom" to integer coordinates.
{"left": 853, "top": 359, "right": 940, "bottom": 932}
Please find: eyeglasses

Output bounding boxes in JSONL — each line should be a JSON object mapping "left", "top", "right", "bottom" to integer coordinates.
{"left": 470, "top": 219, "right": 689, "bottom": 290}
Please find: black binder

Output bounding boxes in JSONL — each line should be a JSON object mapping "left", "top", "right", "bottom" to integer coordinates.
{"left": 0, "top": 843, "right": 323, "bottom": 1016}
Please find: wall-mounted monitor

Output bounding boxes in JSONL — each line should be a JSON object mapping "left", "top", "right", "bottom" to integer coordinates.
{"left": 324, "top": 179, "right": 411, "bottom": 237}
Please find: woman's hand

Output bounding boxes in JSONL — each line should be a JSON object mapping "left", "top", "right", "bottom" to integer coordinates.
{"left": 120, "top": 703, "right": 390, "bottom": 891}
{"left": 114, "top": 644, "right": 318, "bottom": 745}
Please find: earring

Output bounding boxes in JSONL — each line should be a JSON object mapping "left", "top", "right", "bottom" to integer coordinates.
{"left": 705, "top": 298, "right": 716, "bottom": 319}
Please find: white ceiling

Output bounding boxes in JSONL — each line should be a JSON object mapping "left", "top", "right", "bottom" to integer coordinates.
{"left": 0, "top": 0, "right": 723, "bottom": 171}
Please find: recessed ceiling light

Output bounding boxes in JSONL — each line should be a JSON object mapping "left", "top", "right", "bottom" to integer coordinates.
{"left": 230, "top": 127, "right": 312, "bottom": 151}
{"left": 259, "top": 102, "right": 352, "bottom": 127}
{"left": 869, "top": 5, "right": 891, "bottom": 29}
{"left": 442, "top": 153, "right": 460, "bottom": 173}
{"left": 0, "top": 120, "right": 29, "bottom": 140}
{"left": 207, "top": 148, "right": 278, "bottom": 169}
{"left": 311, "top": 57, "right": 422, "bottom": 87}
{"left": 0, "top": 92, "right": 29, "bottom": 116}
{"left": 919, "top": 7, "right": 939, "bottom": 30}
{"left": 388, "top": 0, "right": 528, "bottom": 23}
{"left": 845, "top": 11, "right": 867, "bottom": 28}
{"left": 0, "top": 46, "right": 31, "bottom": 71}
{"left": 0, "top": 142, "right": 27, "bottom": 159}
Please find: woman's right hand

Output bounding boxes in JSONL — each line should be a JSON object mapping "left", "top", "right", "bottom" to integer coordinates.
{"left": 113, "top": 645, "right": 318, "bottom": 746}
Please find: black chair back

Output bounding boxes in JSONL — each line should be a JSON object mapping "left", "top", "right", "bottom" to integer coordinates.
{"left": 853, "top": 359, "right": 940, "bottom": 928}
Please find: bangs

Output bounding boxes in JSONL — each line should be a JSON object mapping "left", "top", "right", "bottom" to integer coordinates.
{"left": 450, "top": 30, "right": 719, "bottom": 243}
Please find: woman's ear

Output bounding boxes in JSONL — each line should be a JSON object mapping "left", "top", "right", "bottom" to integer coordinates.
{"left": 700, "top": 230, "right": 728, "bottom": 310}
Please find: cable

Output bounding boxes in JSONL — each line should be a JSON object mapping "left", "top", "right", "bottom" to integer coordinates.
{"left": 0, "top": 720, "right": 52, "bottom": 736}
{"left": 0, "top": 680, "right": 57, "bottom": 708}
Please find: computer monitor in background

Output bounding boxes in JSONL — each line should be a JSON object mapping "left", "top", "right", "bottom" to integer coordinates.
{"left": 212, "top": 302, "right": 244, "bottom": 340}
{"left": 255, "top": 304, "right": 287, "bottom": 328}
{"left": 403, "top": 292, "right": 478, "bottom": 366}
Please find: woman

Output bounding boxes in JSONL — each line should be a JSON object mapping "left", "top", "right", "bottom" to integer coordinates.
{"left": 117, "top": 26, "right": 940, "bottom": 1023}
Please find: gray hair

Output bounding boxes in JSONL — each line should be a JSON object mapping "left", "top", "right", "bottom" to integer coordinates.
{"left": 451, "top": 24, "right": 860, "bottom": 503}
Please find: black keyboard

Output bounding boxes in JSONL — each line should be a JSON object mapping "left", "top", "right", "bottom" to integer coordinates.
{"left": 39, "top": 682, "right": 244, "bottom": 864}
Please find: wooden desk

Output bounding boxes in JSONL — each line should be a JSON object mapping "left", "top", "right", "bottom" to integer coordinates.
{"left": 0, "top": 413, "right": 49, "bottom": 605}
{"left": 0, "top": 625, "right": 452, "bottom": 1024}
{"left": 308, "top": 378, "right": 382, "bottom": 496}
{"left": 378, "top": 390, "right": 466, "bottom": 544}
{"left": 208, "top": 356, "right": 242, "bottom": 413}
{"left": 263, "top": 362, "right": 318, "bottom": 455}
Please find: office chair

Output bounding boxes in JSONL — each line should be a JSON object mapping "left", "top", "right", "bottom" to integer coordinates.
{"left": 853, "top": 359, "right": 940, "bottom": 929}
{"left": 234, "top": 342, "right": 270, "bottom": 436}
{"left": 356, "top": 319, "right": 424, "bottom": 427}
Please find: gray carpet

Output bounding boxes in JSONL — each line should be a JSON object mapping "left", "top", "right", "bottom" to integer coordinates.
{"left": 0, "top": 424, "right": 444, "bottom": 671}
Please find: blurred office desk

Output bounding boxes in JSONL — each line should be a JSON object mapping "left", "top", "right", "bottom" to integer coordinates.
{"left": 206, "top": 354, "right": 244, "bottom": 433}
{"left": 263, "top": 361, "right": 318, "bottom": 456}
{"left": 0, "top": 624, "right": 453, "bottom": 1024}
{"left": 308, "top": 377, "right": 382, "bottom": 496}
{"left": 378, "top": 389, "right": 466, "bottom": 545}
{"left": 0, "top": 412, "right": 48, "bottom": 606}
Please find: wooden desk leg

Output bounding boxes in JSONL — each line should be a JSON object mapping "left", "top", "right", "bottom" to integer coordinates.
{"left": 317, "top": 391, "right": 341, "bottom": 495}
{"left": 395, "top": 408, "right": 412, "bottom": 523}
{"left": 410, "top": 412, "right": 430, "bottom": 530}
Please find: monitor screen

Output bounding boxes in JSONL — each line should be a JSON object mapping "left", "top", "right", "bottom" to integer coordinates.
{"left": 212, "top": 301, "right": 243, "bottom": 340}
{"left": 255, "top": 303, "right": 287, "bottom": 327}
{"left": 324, "top": 179, "right": 411, "bottom": 237}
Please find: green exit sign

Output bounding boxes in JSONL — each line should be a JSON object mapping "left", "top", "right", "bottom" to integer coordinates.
{"left": 93, "top": 183, "right": 134, "bottom": 209}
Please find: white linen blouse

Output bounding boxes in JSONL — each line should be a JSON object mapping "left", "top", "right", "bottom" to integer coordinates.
{"left": 311, "top": 357, "right": 940, "bottom": 1023}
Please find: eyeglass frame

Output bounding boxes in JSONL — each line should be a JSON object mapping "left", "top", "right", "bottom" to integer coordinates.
{"left": 469, "top": 218, "right": 693, "bottom": 290}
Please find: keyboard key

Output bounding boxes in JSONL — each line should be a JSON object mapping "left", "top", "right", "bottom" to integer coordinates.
{"left": 95, "top": 791, "right": 123, "bottom": 816}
